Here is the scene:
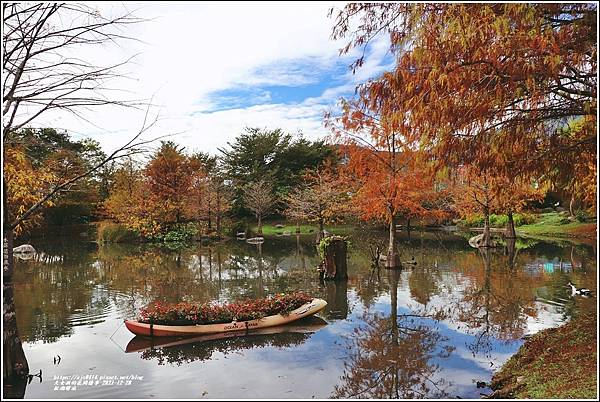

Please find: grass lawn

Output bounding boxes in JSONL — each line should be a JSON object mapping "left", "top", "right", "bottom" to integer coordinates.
{"left": 517, "top": 212, "right": 596, "bottom": 240}
{"left": 491, "top": 310, "right": 597, "bottom": 399}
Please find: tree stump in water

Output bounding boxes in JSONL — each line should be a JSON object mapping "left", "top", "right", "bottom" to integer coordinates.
{"left": 318, "top": 236, "right": 348, "bottom": 280}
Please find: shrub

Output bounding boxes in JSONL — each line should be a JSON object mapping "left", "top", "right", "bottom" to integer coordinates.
{"left": 489, "top": 214, "right": 507, "bottom": 227}
{"left": 151, "top": 222, "right": 198, "bottom": 246}
{"left": 96, "top": 221, "right": 139, "bottom": 244}
{"left": 575, "top": 210, "right": 591, "bottom": 223}
{"left": 513, "top": 213, "right": 536, "bottom": 226}
{"left": 461, "top": 213, "right": 537, "bottom": 228}
{"left": 462, "top": 214, "right": 484, "bottom": 227}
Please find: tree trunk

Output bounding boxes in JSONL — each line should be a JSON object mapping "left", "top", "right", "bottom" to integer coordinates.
{"left": 321, "top": 238, "right": 348, "bottom": 280}
{"left": 216, "top": 212, "right": 221, "bottom": 236}
{"left": 406, "top": 217, "right": 411, "bottom": 238}
{"left": 207, "top": 198, "right": 212, "bottom": 231}
{"left": 386, "top": 215, "right": 400, "bottom": 268}
{"left": 257, "top": 214, "right": 262, "bottom": 235}
{"left": 569, "top": 194, "right": 576, "bottom": 217}
{"left": 215, "top": 192, "right": 222, "bottom": 235}
{"left": 3, "top": 376, "right": 27, "bottom": 399}
{"left": 315, "top": 218, "right": 325, "bottom": 244}
{"left": 2, "top": 179, "right": 29, "bottom": 392}
{"left": 481, "top": 206, "right": 492, "bottom": 248}
{"left": 3, "top": 230, "right": 13, "bottom": 281}
{"left": 3, "top": 282, "right": 29, "bottom": 389}
{"left": 3, "top": 179, "right": 14, "bottom": 280}
{"left": 505, "top": 211, "right": 516, "bottom": 239}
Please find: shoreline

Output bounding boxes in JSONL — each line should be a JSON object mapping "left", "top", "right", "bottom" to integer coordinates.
{"left": 489, "top": 310, "right": 597, "bottom": 399}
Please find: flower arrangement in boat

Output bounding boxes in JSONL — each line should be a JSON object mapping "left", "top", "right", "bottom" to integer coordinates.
{"left": 138, "top": 292, "right": 314, "bottom": 325}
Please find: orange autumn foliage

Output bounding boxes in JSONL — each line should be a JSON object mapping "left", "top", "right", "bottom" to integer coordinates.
{"left": 145, "top": 142, "right": 196, "bottom": 225}
{"left": 342, "top": 144, "right": 442, "bottom": 225}
{"left": 3, "top": 147, "right": 56, "bottom": 234}
{"left": 103, "top": 159, "right": 162, "bottom": 237}
{"left": 331, "top": 3, "right": 596, "bottom": 210}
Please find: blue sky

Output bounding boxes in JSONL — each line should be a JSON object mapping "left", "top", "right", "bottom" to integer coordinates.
{"left": 37, "top": 2, "right": 394, "bottom": 156}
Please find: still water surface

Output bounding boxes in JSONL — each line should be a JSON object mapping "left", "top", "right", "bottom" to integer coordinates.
{"left": 12, "top": 228, "right": 597, "bottom": 398}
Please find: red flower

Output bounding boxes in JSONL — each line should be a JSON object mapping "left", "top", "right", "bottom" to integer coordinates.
{"left": 138, "top": 292, "right": 313, "bottom": 325}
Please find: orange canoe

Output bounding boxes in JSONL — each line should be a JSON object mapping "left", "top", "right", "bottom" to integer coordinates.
{"left": 124, "top": 298, "right": 327, "bottom": 337}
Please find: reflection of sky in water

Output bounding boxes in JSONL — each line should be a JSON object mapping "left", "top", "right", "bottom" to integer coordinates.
{"left": 11, "top": 231, "right": 596, "bottom": 399}
{"left": 362, "top": 295, "right": 523, "bottom": 398}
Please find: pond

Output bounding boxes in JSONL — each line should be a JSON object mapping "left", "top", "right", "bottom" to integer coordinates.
{"left": 8, "top": 228, "right": 597, "bottom": 399}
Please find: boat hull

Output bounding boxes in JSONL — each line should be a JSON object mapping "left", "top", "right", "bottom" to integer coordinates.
{"left": 124, "top": 298, "right": 327, "bottom": 337}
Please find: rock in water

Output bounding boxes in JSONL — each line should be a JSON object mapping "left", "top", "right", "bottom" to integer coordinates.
{"left": 468, "top": 234, "right": 496, "bottom": 248}
{"left": 13, "top": 244, "right": 36, "bottom": 254}
{"left": 13, "top": 244, "right": 36, "bottom": 260}
{"left": 468, "top": 234, "right": 484, "bottom": 248}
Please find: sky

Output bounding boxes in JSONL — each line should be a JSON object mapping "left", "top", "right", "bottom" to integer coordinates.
{"left": 35, "top": 2, "right": 394, "bottom": 156}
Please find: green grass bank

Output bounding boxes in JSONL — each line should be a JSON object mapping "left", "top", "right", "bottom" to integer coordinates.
{"left": 517, "top": 212, "right": 596, "bottom": 240}
{"left": 490, "top": 311, "right": 597, "bottom": 399}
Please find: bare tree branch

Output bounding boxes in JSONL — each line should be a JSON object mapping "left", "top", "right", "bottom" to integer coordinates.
{"left": 3, "top": 3, "right": 147, "bottom": 137}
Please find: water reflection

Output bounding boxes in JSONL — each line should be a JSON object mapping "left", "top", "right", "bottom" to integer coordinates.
{"left": 453, "top": 248, "right": 539, "bottom": 357}
{"left": 9, "top": 229, "right": 597, "bottom": 399}
{"left": 322, "top": 280, "right": 349, "bottom": 320}
{"left": 127, "top": 317, "right": 328, "bottom": 366}
{"left": 333, "top": 270, "right": 453, "bottom": 399}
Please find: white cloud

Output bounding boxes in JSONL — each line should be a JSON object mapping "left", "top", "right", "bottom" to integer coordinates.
{"left": 22, "top": 2, "right": 392, "bottom": 156}
{"left": 180, "top": 102, "right": 329, "bottom": 155}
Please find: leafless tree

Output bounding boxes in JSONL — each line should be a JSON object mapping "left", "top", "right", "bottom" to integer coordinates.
{"left": 2, "top": 3, "right": 165, "bottom": 252}
{"left": 243, "top": 179, "right": 276, "bottom": 235}
{"left": 284, "top": 168, "right": 348, "bottom": 242}
{"left": 3, "top": 3, "right": 145, "bottom": 137}
{"left": 2, "top": 3, "right": 162, "bottom": 388}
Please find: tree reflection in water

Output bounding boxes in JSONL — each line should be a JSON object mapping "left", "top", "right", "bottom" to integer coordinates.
{"left": 323, "top": 280, "right": 349, "bottom": 320}
{"left": 139, "top": 332, "right": 311, "bottom": 366}
{"left": 129, "top": 318, "right": 328, "bottom": 366}
{"left": 333, "top": 270, "right": 453, "bottom": 399}
{"left": 3, "top": 282, "right": 29, "bottom": 399}
{"left": 454, "top": 247, "right": 541, "bottom": 358}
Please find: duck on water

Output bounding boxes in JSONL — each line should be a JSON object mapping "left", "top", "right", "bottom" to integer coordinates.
{"left": 566, "top": 281, "right": 593, "bottom": 297}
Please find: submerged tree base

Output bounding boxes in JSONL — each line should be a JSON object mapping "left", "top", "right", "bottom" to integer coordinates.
{"left": 490, "top": 310, "right": 597, "bottom": 399}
